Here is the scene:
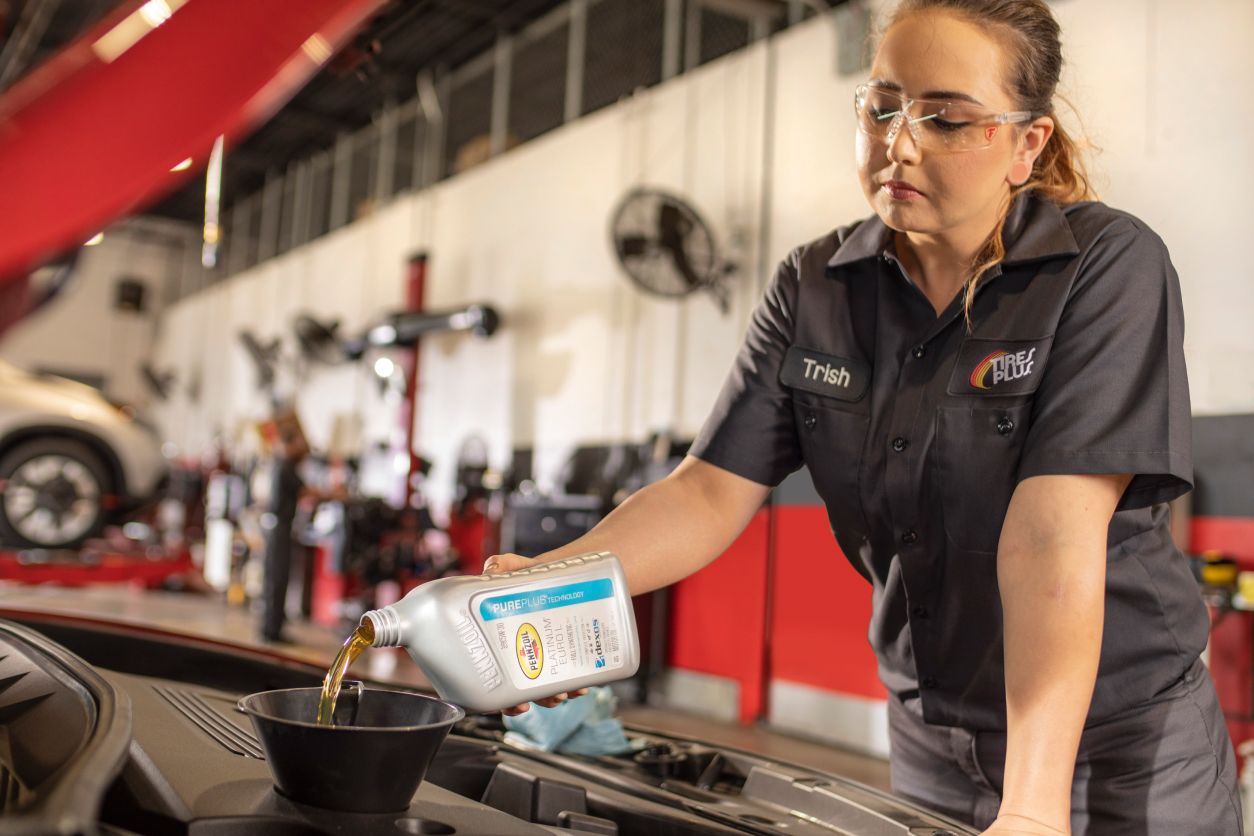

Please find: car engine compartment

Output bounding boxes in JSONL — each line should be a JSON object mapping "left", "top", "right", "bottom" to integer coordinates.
{"left": 0, "top": 615, "right": 973, "bottom": 836}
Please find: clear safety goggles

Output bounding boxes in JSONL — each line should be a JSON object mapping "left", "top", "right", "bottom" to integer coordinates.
{"left": 854, "top": 83, "right": 1036, "bottom": 153}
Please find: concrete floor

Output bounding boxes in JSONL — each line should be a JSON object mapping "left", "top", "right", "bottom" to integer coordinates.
{"left": 0, "top": 582, "right": 892, "bottom": 792}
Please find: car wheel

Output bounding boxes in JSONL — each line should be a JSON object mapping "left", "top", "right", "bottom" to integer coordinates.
{"left": 0, "top": 439, "right": 110, "bottom": 550}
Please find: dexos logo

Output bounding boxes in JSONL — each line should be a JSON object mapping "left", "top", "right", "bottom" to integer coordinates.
{"left": 515, "top": 623, "right": 544, "bottom": 680}
{"left": 592, "top": 618, "right": 606, "bottom": 669}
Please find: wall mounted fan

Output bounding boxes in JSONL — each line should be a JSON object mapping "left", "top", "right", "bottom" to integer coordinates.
{"left": 609, "top": 187, "right": 736, "bottom": 313}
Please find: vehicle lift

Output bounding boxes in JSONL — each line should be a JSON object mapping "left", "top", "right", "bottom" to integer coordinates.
{"left": 0, "top": 542, "right": 194, "bottom": 587}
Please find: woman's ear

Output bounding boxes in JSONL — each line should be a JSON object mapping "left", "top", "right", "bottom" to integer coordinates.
{"left": 1009, "top": 115, "right": 1055, "bottom": 186}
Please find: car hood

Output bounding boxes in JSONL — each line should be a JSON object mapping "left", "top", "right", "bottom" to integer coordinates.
{"left": 0, "top": 358, "right": 117, "bottom": 411}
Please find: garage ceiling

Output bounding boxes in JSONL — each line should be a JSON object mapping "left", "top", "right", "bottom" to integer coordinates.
{"left": 0, "top": 0, "right": 814, "bottom": 226}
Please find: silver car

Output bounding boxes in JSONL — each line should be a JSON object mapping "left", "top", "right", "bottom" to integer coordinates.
{"left": 0, "top": 359, "right": 166, "bottom": 549}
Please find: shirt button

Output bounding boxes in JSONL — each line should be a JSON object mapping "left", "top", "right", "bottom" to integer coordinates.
{"left": 911, "top": 606, "right": 930, "bottom": 619}
{"left": 803, "top": 412, "right": 818, "bottom": 430}
{"left": 911, "top": 345, "right": 926, "bottom": 359}
{"left": 901, "top": 529, "right": 918, "bottom": 545}
{"left": 891, "top": 436, "right": 909, "bottom": 452}
{"left": 921, "top": 675, "right": 939, "bottom": 690}
{"left": 996, "top": 416, "right": 1016, "bottom": 435}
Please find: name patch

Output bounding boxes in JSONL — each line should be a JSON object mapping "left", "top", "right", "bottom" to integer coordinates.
{"left": 948, "top": 337, "right": 1052, "bottom": 396}
{"left": 780, "top": 346, "right": 870, "bottom": 402}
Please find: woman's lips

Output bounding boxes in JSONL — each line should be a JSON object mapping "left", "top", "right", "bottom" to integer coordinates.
{"left": 882, "top": 180, "right": 923, "bottom": 201}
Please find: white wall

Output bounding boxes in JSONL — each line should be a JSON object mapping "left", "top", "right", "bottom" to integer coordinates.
{"left": 1049, "top": 0, "right": 1254, "bottom": 415}
{"left": 150, "top": 0, "right": 1254, "bottom": 511}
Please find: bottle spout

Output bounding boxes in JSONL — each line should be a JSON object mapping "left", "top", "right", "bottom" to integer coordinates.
{"left": 361, "top": 607, "right": 401, "bottom": 648}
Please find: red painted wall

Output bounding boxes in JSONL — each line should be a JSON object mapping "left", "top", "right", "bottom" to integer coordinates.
{"left": 665, "top": 501, "right": 887, "bottom": 726}
{"left": 767, "top": 505, "right": 885, "bottom": 701}
{"left": 1193, "top": 516, "right": 1254, "bottom": 568}
{"left": 667, "top": 509, "right": 771, "bottom": 724}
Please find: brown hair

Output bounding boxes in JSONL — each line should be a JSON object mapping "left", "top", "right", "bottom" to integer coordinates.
{"left": 878, "top": 0, "right": 1096, "bottom": 324}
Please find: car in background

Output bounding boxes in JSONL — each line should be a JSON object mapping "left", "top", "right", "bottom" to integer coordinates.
{"left": 0, "top": 359, "right": 166, "bottom": 549}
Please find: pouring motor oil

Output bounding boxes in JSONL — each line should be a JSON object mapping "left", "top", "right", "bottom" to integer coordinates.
{"left": 360, "top": 551, "right": 640, "bottom": 712}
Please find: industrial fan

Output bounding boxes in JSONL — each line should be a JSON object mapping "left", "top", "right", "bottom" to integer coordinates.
{"left": 237, "top": 329, "right": 282, "bottom": 392}
{"left": 139, "top": 363, "right": 176, "bottom": 401}
{"left": 292, "top": 314, "right": 347, "bottom": 365}
{"left": 609, "top": 187, "right": 735, "bottom": 313}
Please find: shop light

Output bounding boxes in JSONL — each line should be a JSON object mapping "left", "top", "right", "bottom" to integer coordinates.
{"left": 93, "top": 0, "right": 186, "bottom": 63}
{"left": 367, "top": 324, "right": 398, "bottom": 346}
{"left": 139, "top": 0, "right": 174, "bottom": 27}
{"left": 301, "top": 34, "right": 333, "bottom": 65}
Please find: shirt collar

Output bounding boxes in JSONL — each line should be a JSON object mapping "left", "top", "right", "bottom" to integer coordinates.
{"left": 998, "top": 191, "right": 1080, "bottom": 265}
{"left": 824, "top": 192, "right": 1080, "bottom": 275}
{"left": 825, "top": 215, "right": 894, "bottom": 271}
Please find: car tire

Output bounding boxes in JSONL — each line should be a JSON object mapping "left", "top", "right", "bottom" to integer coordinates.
{"left": 0, "top": 438, "right": 111, "bottom": 550}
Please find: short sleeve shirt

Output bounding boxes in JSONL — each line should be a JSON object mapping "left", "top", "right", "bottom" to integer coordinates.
{"left": 690, "top": 193, "right": 1206, "bottom": 731}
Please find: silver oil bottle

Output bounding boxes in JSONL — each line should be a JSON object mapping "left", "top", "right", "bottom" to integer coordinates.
{"left": 362, "top": 551, "right": 640, "bottom": 712}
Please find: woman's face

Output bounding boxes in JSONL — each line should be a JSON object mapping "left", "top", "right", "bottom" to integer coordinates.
{"left": 857, "top": 10, "right": 1040, "bottom": 241}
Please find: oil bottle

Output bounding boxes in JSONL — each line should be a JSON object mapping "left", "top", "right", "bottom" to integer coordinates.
{"left": 361, "top": 551, "right": 639, "bottom": 712}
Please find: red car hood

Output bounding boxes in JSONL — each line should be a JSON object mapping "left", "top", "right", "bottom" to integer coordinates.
{"left": 0, "top": 0, "right": 387, "bottom": 288}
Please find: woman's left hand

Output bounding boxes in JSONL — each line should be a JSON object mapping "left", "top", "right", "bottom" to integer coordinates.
{"left": 980, "top": 813, "right": 1068, "bottom": 835}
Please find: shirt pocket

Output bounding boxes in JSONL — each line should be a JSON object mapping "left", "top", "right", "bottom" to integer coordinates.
{"left": 793, "top": 399, "right": 871, "bottom": 541}
{"left": 936, "top": 402, "right": 1033, "bottom": 554}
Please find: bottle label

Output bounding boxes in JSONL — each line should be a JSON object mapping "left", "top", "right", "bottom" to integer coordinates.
{"left": 476, "top": 579, "right": 626, "bottom": 690}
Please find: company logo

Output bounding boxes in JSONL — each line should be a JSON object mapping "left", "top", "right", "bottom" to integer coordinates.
{"left": 969, "top": 347, "right": 1037, "bottom": 390}
{"left": 591, "top": 618, "right": 606, "bottom": 669}
{"left": 802, "top": 357, "right": 851, "bottom": 389}
{"left": 515, "top": 623, "right": 544, "bottom": 679}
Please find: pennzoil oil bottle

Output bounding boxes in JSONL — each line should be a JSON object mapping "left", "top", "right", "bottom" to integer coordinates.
{"left": 361, "top": 551, "right": 640, "bottom": 712}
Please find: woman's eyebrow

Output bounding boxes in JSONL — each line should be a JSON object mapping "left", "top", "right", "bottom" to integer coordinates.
{"left": 867, "top": 79, "right": 984, "bottom": 105}
{"left": 923, "top": 89, "right": 983, "bottom": 104}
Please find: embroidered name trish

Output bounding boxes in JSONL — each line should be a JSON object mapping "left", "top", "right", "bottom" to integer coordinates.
{"left": 803, "top": 357, "right": 852, "bottom": 388}
{"left": 970, "top": 348, "right": 1037, "bottom": 390}
{"left": 781, "top": 346, "right": 869, "bottom": 402}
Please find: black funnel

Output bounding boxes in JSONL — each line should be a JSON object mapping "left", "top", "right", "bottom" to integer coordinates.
{"left": 237, "top": 686, "right": 465, "bottom": 813}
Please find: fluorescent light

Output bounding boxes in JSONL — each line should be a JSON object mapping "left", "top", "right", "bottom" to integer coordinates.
{"left": 373, "top": 357, "right": 395, "bottom": 378}
{"left": 93, "top": 0, "right": 186, "bottom": 63}
{"left": 301, "top": 34, "right": 333, "bottom": 65}
{"left": 139, "top": 0, "right": 173, "bottom": 27}
{"left": 84, "top": 232, "right": 104, "bottom": 246}
{"left": 170, "top": 157, "right": 193, "bottom": 172}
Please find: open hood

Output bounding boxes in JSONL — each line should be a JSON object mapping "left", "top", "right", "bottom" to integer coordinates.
{"left": 0, "top": 610, "right": 977, "bottom": 836}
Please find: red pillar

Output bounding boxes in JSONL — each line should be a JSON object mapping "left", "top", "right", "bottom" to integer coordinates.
{"left": 400, "top": 253, "right": 427, "bottom": 508}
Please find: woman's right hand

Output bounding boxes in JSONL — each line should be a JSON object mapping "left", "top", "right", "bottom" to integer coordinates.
{"left": 483, "top": 553, "right": 588, "bottom": 716}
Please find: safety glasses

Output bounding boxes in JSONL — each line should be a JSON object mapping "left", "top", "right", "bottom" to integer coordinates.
{"left": 854, "top": 83, "right": 1035, "bottom": 153}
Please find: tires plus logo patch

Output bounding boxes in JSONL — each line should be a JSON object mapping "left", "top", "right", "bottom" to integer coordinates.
{"left": 969, "top": 347, "right": 1037, "bottom": 390}
{"left": 515, "top": 623, "right": 544, "bottom": 680}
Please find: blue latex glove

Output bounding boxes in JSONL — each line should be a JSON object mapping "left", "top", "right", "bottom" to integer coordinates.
{"left": 503, "top": 686, "right": 631, "bottom": 755}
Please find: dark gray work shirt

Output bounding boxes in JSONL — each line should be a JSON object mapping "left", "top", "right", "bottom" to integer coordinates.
{"left": 691, "top": 193, "right": 1207, "bottom": 731}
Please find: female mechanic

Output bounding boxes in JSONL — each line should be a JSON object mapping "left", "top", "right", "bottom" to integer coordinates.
{"left": 488, "top": 1, "right": 1241, "bottom": 833}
